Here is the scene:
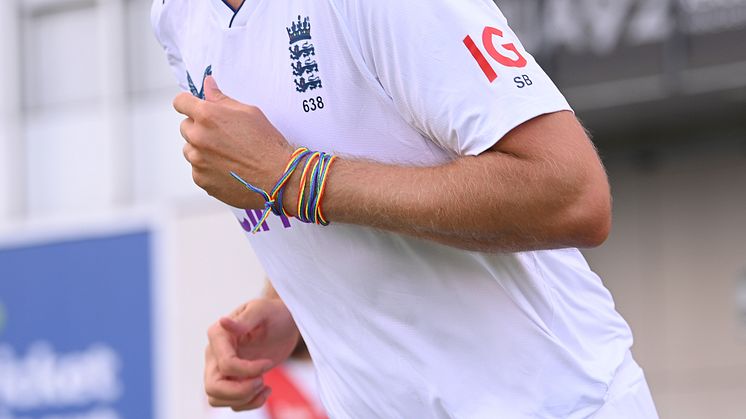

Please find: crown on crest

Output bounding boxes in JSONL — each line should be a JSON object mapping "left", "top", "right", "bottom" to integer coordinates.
{"left": 287, "top": 15, "right": 312, "bottom": 44}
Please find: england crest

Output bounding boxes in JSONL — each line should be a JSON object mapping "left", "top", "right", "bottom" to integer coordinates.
{"left": 287, "top": 16, "right": 323, "bottom": 93}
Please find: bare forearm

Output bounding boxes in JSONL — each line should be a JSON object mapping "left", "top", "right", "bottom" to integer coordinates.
{"left": 328, "top": 156, "right": 526, "bottom": 249}
{"left": 321, "top": 155, "right": 586, "bottom": 252}
{"left": 296, "top": 113, "right": 611, "bottom": 252}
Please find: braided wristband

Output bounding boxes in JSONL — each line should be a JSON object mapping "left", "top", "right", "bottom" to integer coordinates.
{"left": 230, "top": 147, "right": 311, "bottom": 234}
{"left": 231, "top": 147, "right": 337, "bottom": 232}
{"left": 297, "top": 151, "right": 336, "bottom": 226}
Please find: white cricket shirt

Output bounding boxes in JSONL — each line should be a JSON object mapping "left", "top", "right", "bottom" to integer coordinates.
{"left": 152, "top": 0, "right": 637, "bottom": 417}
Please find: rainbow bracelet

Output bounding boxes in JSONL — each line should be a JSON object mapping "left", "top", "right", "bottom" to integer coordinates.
{"left": 297, "top": 152, "right": 336, "bottom": 226}
{"left": 230, "top": 147, "right": 337, "bottom": 232}
{"left": 230, "top": 147, "right": 311, "bottom": 234}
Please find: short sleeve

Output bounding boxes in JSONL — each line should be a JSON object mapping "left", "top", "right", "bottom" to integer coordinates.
{"left": 151, "top": 0, "right": 189, "bottom": 91}
{"left": 341, "top": 0, "right": 572, "bottom": 156}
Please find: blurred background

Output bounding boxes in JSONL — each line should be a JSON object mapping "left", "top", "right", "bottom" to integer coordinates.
{"left": 0, "top": 0, "right": 745, "bottom": 418}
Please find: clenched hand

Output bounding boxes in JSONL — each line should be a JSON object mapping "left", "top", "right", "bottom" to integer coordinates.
{"left": 173, "top": 76, "right": 294, "bottom": 210}
{"left": 205, "top": 298, "right": 301, "bottom": 411}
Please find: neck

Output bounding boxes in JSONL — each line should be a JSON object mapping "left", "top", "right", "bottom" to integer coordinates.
{"left": 225, "top": 0, "right": 243, "bottom": 12}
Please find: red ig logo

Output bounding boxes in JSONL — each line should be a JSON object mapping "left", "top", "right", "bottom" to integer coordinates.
{"left": 464, "top": 26, "right": 527, "bottom": 83}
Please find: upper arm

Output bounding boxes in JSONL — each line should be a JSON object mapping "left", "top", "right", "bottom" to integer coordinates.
{"left": 487, "top": 111, "right": 598, "bottom": 166}
{"left": 485, "top": 111, "right": 611, "bottom": 247}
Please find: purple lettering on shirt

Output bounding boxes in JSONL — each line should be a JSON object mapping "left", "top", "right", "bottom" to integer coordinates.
{"left": 252, "top": 210, "right": 270, "bottom": 232}
{"left": 237, "top": 210, "right": 293, "bottom": 233}
{"left": 239, "top": 215, "right": 254, "bottom": 233}
{"left": 279, "top": 214, "right": 292, "bottom": 228}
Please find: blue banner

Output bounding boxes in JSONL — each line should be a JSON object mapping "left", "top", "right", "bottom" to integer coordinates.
{"left": 0, "top": 231, "right": 153, "bottom": 419}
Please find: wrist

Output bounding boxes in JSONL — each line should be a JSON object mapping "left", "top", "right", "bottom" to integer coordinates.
{"left": 316, "top": 157, "right": 353, "bottom": 223}
{"left": 264, "top": 146, "right": 295, "bottom": 193}
{"left": 280, "top": 154, "right": 308, "bottom": 218}
{"left": 274, "top": 148, "right": 341, "bottom": 224}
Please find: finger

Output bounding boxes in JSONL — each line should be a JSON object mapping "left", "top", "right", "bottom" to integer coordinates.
{"left": 206, "top": 376, "right": 265, "bottom": 402}
{"left": 179, "top": 118, "right": 195, "bottom": 144}
{"left": 220, "top": 303, "right": 268, "bottom": 336}
{"left": 208, "top": 389, "right": 262, "bottom": 409}
{"left": 183, "top": 143, "right": 206, "bottom": 168}
{"left": 211, "top": 344, "right": 272, "bottom": 379}
{"left": 204, "top": 76, "right": 230, "bottom": 104}
{"left": 208, "top": 396, "right": 242, "bottom": 408}
{"left": 205, "top": 347, "right": 265, "bottom": 407}
{"left": 205, "top": 345, "right": 266, "bottom": 401}
{"left": 173, "top": 92, "right": 202, "bottom": 118}
{"left": 231, "top": 387, "right": 273, "bottom": 412}
{"left": 219, "top": 316, "right": 259, "bottom": 337}
{"left": 208, "top": 325, "right": 272, "bottom": 378}
{"left": 183, "top": 143, "right": 194, "bottom": 164}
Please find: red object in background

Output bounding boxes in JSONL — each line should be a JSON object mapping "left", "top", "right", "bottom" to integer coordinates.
{"left": 264, "top": 367, "right": 327, "bottom": 419}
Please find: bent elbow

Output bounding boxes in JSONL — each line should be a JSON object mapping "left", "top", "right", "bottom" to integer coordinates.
{"left": 580, "top": 210, "right": 611, "bottom": 248}
{"left": 575, "top": 196, "right": 612, "bottom": 248}
{"left": 563, "top": 190, "right": 612, "bottom": 249}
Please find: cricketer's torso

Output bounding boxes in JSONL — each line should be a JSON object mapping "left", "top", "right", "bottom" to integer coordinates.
{"left": 153, "top": 1, "right": 635, "bottom": 417}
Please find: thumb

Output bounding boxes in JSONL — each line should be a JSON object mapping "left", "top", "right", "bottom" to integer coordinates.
{"left": 203, "top": 75, "right": 230, "bottom": 103}
{"left": 220, "top": 315, "right": 262, "bottom": 337}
